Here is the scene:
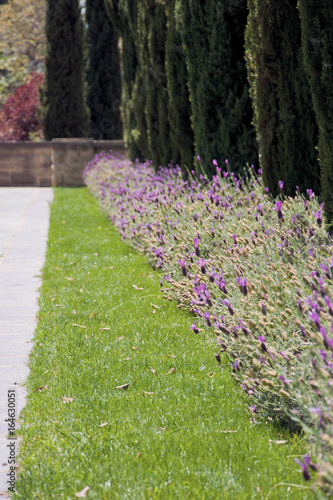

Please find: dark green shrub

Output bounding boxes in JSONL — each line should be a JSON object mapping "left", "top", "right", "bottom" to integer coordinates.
{"left": 298, "top": 0, "right": 333, "bottom": 221}
{"left": 86, "top": 0, "right": 122, "bottom": 139}
{"left": 165, "top": 0, "right": 194, "bottom": 170}
{"left": 246, "top": 0, "right": 319, "bottom": 196}
{"left": 176, "top": 0, "right": 257, "bottom": 177}
{"left": 41, "top": 0, "right": 89, "bottom": 139}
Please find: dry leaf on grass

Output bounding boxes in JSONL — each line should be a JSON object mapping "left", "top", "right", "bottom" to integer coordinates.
{"left": 62, "top": 397, "right": 75, "bottom": 403}
{"left": 268, "top": 439, "right": 288, "bottom": 445}
{"left": 35, "top": 385, "right": 48, "bottom": 392}
{"left": 115, "top": 384, "right": 130, "bottom": 390}
{"left": 132, "top": 284, "right": 144, "bottom": 290}
{"left": 99, "top": 327, "right": 110, "bottom": 331}
{"left": 165, "top": 354, "right": 176, "bottom": 358}
{"left": 163, "top": 367, "right": 175, "bottom": 375}
{"left": 151, "top": 303, "right": 161, "bottom": 309}
{"left": 158, "top": 426, "right": 168, "bottom": 431}
{"left": 143, "top": 391, "right": 156, "bottom": 395}
{"left": 149, "top": 367, "right": 156, "bottom": 375}
{"left": 98, "top": 422, "right": 108, "bottom": 428}
{"left": 136, "top": 452, "right": 142, "bottom": 457}
{"left": 207, "top": 372, "right": 215, "bottom": 377}
{"left": 75, "top": 486, "right": 89, "bottom": 497}
{"left": 218, "top": 430, "right": 238, "bottom": 434}
{"left": 73, "top": 324, "right": 87, "bottom": 329}
{"left": 131, "top": 346, "right": 141, "bottom": 350}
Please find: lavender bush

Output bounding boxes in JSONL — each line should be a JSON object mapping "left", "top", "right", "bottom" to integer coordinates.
{"left": 84, "top": 152, "right": 333, "bottom": 494}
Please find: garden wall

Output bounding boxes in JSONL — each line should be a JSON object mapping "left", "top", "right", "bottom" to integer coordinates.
{"left": 0, "top": 139, "right": 126, "bottom": 187}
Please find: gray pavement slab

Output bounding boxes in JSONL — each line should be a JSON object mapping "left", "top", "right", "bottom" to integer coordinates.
{"left": 0, "top": 187, "right": 52, "bottom": 498}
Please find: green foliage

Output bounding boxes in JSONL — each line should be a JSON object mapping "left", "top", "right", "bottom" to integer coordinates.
{"left": 143, "top": 1, "right": 173, "bottom": 167}
{"left": 41, "top": 0, "right": 89, "bottom": 140}
{"left": 245, "top": 0, "right": 319, "bottom": 197}
{"left": 86, "top": 0, "right": 122, "bottom": 140}
{"left": 298, "top": 0, "right": 333, "bottom": 223}
{"left": 105, "top": 0, "right": 148, "bottom": 161}
{"left": 175, "top": 0, "right": 257, "bottom": 177}
{"left": 165, "top": 1, "right": 194, "bottom": 170}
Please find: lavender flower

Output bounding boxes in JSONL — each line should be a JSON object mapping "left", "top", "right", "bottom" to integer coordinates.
{"left": 236, "top": 277, "right": 248, "bottom": 295}
{"left": 190, "top": 320, "right": 199, "bottom": 334}
{"left": 274, "top": 201, "right": 284, "bottom": 222}
{"left": 194, "top": 237, "right": 200, "bottom": 257}
{"left": 204, "top": 311, "right": 212, "bottom": 327}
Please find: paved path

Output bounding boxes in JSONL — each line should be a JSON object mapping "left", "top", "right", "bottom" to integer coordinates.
{"left": 0, "top": 188, "right": 53, "bottom": 498}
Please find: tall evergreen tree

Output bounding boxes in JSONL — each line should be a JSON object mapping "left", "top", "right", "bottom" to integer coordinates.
{"left": 41, "top": 0, "right": 89, "bottom": 139}
{"left": 298, "top": 0, "right": 333, "bottom": 221}
{"left": 175, "top": 0, "right": 257, "bottom": 177}
{"left": 245, "top": 0, "right": 319, "bottom": 196}
{"left": 86, "top": 0, "right": 122, "bottom": 140}
{"left": 165, "top": 0, "right": 194, "bottom": 170}
{"left": 142, "top": 0, "right": 174, "bottom": 167}
{"left": 105, "top": 0, "right": 148, "bottom": 160}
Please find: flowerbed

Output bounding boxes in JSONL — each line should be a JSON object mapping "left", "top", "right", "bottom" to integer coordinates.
{"left": 84, "top": 153, "right": 333, "bottom": 494}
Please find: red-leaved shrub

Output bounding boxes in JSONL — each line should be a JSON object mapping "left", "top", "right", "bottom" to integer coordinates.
{"left": 0, "top": 73, "right": 44, "bottom": 141}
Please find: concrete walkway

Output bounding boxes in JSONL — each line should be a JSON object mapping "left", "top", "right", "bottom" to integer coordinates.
{"left": 0, "top": 188, "right": 53, "bottom": 498}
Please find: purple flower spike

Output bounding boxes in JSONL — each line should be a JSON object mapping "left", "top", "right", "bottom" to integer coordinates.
{"left": 190, "top": 320, "right": 199, "bottom": 334}
{"left": 204, "top": 311, "right": 212, "bottom": 327}
{"left": 179, "top": 257, "right": 187, "bottom": 277}
{"left": 212, "top": 159, "right": 218, "bottom": 167}
{"left": 300, "top": 324, "right": 306, "bottom": 338}
{"left": 313, "top": 209, "right": 322, "bottom": 227}
{"left": 308, "top": 309, "right": 321, "bottom": 330}
{"left": 194, "top": 237, "right": 200, "bottom": 257}
{"left": 223, "top": 299, "right": 234, "bottom": 315}
{"left": 236, "top": 277, "right": 248, "bottom": 295}
{"left": 261, "top": 302, "right": 267, "bottom": 315}
{"left": 279, "top": 375, "right": 292, "bottom": 386}
{"left": 295, "top": 459, "right": 311, "bottom": 481}
{"left": 274, "top": 201, "right": 284, "bottom": 221}
{"left": 303, "top": 454, "right": 318, "bottom": 472}
{"left": 278, "top": 180, "right": 284, "bottom": 192}
{"left": 198, "top": 258, "right": 207, "bottom": 274}
{"left": 232, "top": 360, "right": 240, "bottom": 373}
{"left": 258, "top": 335, "right": 267, "bottom": 352}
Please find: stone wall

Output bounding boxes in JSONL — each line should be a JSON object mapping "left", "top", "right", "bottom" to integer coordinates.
{"left": 0, "top": 140, "right": 126, "bottom": 187}
{"left": 51, "top": 139, "right": 126, "bottom": 187}
{"left": 0, "top": 142, "right": 52, "bottom": 187}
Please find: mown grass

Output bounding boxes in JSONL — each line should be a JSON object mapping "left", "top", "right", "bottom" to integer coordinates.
{"left": 14, "top": 188, "right": 315, "bottom": 499}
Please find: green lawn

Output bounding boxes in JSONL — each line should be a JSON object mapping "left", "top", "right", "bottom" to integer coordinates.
{"left": 14, "top": 188, "right": 314, "bottom": 499}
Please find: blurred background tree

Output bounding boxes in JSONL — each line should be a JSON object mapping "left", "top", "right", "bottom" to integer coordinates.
{"left": 0, "top": 0, "right": 45, "bottom": 106}
{"left": 86, "top": 0, "right": 123, "bottom": 139}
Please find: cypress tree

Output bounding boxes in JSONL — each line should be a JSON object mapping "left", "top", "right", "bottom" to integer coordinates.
{"left": 41, "top": 0, "right": 89, "bottom": 139}
{"left": 175, "top": 0, "right": 257, "bottom": 177}
{"left": 86, "top": 0, "right": 122, "bottom": 140}
{"left": 165, "top": 0, "right": 194, "bottom": 170}
{"left": 142, "top": 0, "right": 174, "bottom": 167}
{"left": 298, "top": 0, "right": 333, "bottom": 221}
{"left": 245, "top": 0, "right": 319, "bottom": 197}
{"left": 104, "top": 0, "right": 149, "bottom": 160}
